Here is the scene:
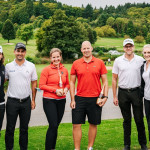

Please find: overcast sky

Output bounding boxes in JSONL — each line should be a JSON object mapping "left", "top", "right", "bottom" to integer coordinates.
{"left": 57, "top": 0, "right": 150, "bottom": 8}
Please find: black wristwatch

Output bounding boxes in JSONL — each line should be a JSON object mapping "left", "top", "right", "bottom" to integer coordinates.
{"left": 103, "top": 96, "right": 108, "bottom": 99}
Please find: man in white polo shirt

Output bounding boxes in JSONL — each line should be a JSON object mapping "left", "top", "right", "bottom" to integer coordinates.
{"left": 5, "top": 43, "right": 37, "bottom": 150}
{"left": 112, "top": 39, "right": 147, "bottom": 150}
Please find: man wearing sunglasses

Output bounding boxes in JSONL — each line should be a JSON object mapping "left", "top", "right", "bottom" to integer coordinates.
{"left": 112, "top": 39, "right": 147, "bottom": 150}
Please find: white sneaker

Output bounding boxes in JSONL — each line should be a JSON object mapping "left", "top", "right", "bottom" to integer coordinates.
{"left": 88, "top": 147, "right": 93, "bottom": 150}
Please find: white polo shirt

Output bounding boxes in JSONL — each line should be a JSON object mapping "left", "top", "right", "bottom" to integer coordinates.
{"left": 112, "top": 54, "right": 144, "bottom": 89}
{"left": 5, "top": 59, "right": 38, "bottom": 99}
{"left": 142, "top": 63, "right": 150, "bottom": 100}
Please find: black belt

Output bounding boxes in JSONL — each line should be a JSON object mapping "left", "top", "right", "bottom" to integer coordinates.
{"left": 119, "top": 87, "right": 139, "bottom": 92}
{"left": 8, "top": 96, "right": 30, "bottom": 103}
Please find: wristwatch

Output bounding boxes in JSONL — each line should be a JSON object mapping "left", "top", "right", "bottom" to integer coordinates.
{"left": 103, "top": 96, "right": 108, "bottom": 99}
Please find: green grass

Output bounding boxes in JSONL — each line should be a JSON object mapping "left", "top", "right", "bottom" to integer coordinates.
{"left": 95, "top": 37, "right": 145, "bottom": 51}
{"left": 0, "top": 118, "right": 149, "bottom": 150}
{"left": 0, "top": 35, "right": 38, "bottom": 62}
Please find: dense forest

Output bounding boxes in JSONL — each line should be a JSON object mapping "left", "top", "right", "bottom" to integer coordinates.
{"left": 0, "top": 0, "right": 150, "bottom": 38}
{"left": 0, "top": 0, "right": 150, "bottom": 58}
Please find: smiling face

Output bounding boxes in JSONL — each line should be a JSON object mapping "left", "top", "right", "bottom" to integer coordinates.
{"left": 50, "top": 51, "right": 62, "bottom": 67}
{"left": 81, "top": 41, "right": 93, "bottom": 58}
{"left": 123, "top": 43, "right": 134, "bottom": 56}
{"left": 14, "top": 48, "right": 26, "bottom": 62}
{"left": 143, "top": 47, "right": 150, "bottom": 62}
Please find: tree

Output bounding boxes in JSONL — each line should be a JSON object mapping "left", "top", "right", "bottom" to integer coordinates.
{"left": 146, "top": 33, "right": 150, "bottom": 44}
{"left": 83, "top": 4, "right": 93, "bottom": 20}
{"left": 36, "top": 10, "right": 88, "bottom": 59}
{"left": 115, "top": 17, "right": 126, "bottom": 34}
{"left": 0, "top": 21, "right": 3, "bottom": 33}
{"left": 101, "top": 25, "right": 116, "bottom": 37}
{"left": 1, "top": 19, "right": 16, "bottom": 43}
{"left": 134, "top": 36, "right": 144, "bottom": 45}
{"left": 26, "top": 0, "right": 33, "bottom": 17}
{"left": 87, "top": 28, "right": 97, "bottom": 44}
{"left": 126, "top": 21, "right": 135, "bottom": 38}
{"left": 11, "top": 7, "right": 30, "bottom": 24}
{"left": 17, "top": 24, "right": 33, "bottom": 45}
{"left": 141, "top": 25, "right": 148, "bottom": 37}
{"left": 94, "top": 27, "right": 104, "bottom": 37}
{"left": 96, "top": 13, "right": 110, "bottom": 27}
{"left": 106, "top": 17, "right": 115, "bottom": 27}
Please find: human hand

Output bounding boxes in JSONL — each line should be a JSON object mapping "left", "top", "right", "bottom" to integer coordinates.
{"left": 56, "top": 89, "right": 64, "bottom": 97}
{"left": 63, "top": 88, "right": 68, "bottom": 96}
{"left": 97, "top": 97, "right": 107, "bottom": 107}
{"left": 70, "top": 100, "right": 76, "bottom": 109}
{"left": 113, "top": 97, "right": 119, "bottom": 106}
{"left": 31, "top": 100, "right": 36, "bottom": 110}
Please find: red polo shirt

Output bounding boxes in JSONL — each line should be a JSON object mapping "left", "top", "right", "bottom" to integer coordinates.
{"left": 71, "top": 56, "right": 107, "bottom": 97}
{"left": 39, "top": 63, "right": 69, "bottom": 99}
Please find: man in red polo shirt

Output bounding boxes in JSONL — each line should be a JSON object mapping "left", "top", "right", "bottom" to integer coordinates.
{"left": 70, "top": 41, "right": 108, "bottom": 150}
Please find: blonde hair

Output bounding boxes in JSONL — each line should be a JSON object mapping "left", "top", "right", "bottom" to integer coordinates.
{"left": 143, "top": 44, "right": 150, "bottom": 50}
{"left": 50, "top": 48, "right": 62, "bottom": 57}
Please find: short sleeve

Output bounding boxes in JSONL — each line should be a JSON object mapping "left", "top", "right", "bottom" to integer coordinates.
{"left": 100, "top": 60, "right": 107, "bottom": 75}
{"left": 31, "top": 65, "right": 38, "bottom": 81}
{"left": 70, "top": 62, "right": 76, "bottom": 75}
{"left": 112, "top": 59, "right": 119, "bottom": 74}
{"left": 5, "top": 64, "right": 9, "bottom": 80}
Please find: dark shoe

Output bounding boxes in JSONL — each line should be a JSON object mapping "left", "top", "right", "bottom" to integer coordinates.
{"left": 123, "top": 145, "right": 130, "bottom": 150}
{"left": 141, "top": 145, "right": 148, "bottom": 150}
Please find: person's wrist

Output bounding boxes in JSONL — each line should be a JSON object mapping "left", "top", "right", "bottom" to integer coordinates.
{"left": 103, "top": 96, "right": 108, "bottom": 99}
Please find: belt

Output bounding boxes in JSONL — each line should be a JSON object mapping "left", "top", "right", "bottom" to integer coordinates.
{"left": 8, "top": 96, "right": 30, "bottom": 103}
{"left": 119, "top": 87, "right": 139, "bottom": 92}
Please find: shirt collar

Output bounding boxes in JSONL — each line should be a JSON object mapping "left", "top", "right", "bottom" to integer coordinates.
{"left": 123, "top": 53, "right": 135, "bottom": 61}
{"left": 81, "top": 56, "right": 95, "bottom": 63}
{"left": 13, "top": 59, "right": 27, "bottom": 66}
{"left": 50, "top": 63, "right": 64, "bottom": 69}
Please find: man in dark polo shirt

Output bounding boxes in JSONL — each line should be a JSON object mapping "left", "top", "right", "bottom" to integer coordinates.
{"left": 70, "top": 41, "right": 108, "bottom": 150}
{"left": 5, "top": 43, "right": 37, "bottom": 150}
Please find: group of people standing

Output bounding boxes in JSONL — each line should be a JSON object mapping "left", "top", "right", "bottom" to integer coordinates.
{"left": 0, "top": 39, "right": 150, "bottom": 150}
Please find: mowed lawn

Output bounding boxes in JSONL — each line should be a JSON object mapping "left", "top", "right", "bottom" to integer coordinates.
{"left": 0, "top": 118, "right": 149, "bottom": 150}
{"left": 95, "top": 37, "right": 145, "bottom": 51}
{"left": 0, "top": 36, "right": 38, "bottom": 62}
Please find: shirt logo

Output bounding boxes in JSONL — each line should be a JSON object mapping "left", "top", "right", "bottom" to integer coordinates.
{"left": 26, "top": 70, "right": 29, "bottom": 74}
{"left": 9, "top": 70, "right": 15, "bottom": 72}
{"left": 61, "top": 71, "right": 64, "bottom": 74}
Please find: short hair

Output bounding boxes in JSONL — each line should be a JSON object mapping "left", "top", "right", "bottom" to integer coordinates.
{"left": 50, "top": 48, "right": 62, "bottom": 57}
{"left": 143, "top": 44, "right": 150, "bottom": 50}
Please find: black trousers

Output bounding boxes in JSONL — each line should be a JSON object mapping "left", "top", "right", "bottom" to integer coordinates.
{"left": 0, "top": 104, "right": 5, "bottom": 132}
{"left": 5, "top": 97, "right": 31, "bottom": 150}
{"left": 144, "top": 99, "right": 150, "bottom": 141}
{"left": 118, "top": 88, "right": 147, "bottom": 146}
{"left": 43, "top": 98, "right": 66, "bottom": 150}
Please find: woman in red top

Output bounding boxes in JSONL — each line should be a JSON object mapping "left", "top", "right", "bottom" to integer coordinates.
{"left": 39, "top": 48, "right": 69, "bottom": 150}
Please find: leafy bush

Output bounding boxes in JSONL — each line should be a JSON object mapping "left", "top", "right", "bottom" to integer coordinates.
{"left": 93, "top": 46, "right": 117, "bottom": 53}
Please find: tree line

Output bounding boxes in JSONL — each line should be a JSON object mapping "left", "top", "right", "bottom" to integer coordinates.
{"left": 1, "top": 0, "right": 150, "bottom": 59}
